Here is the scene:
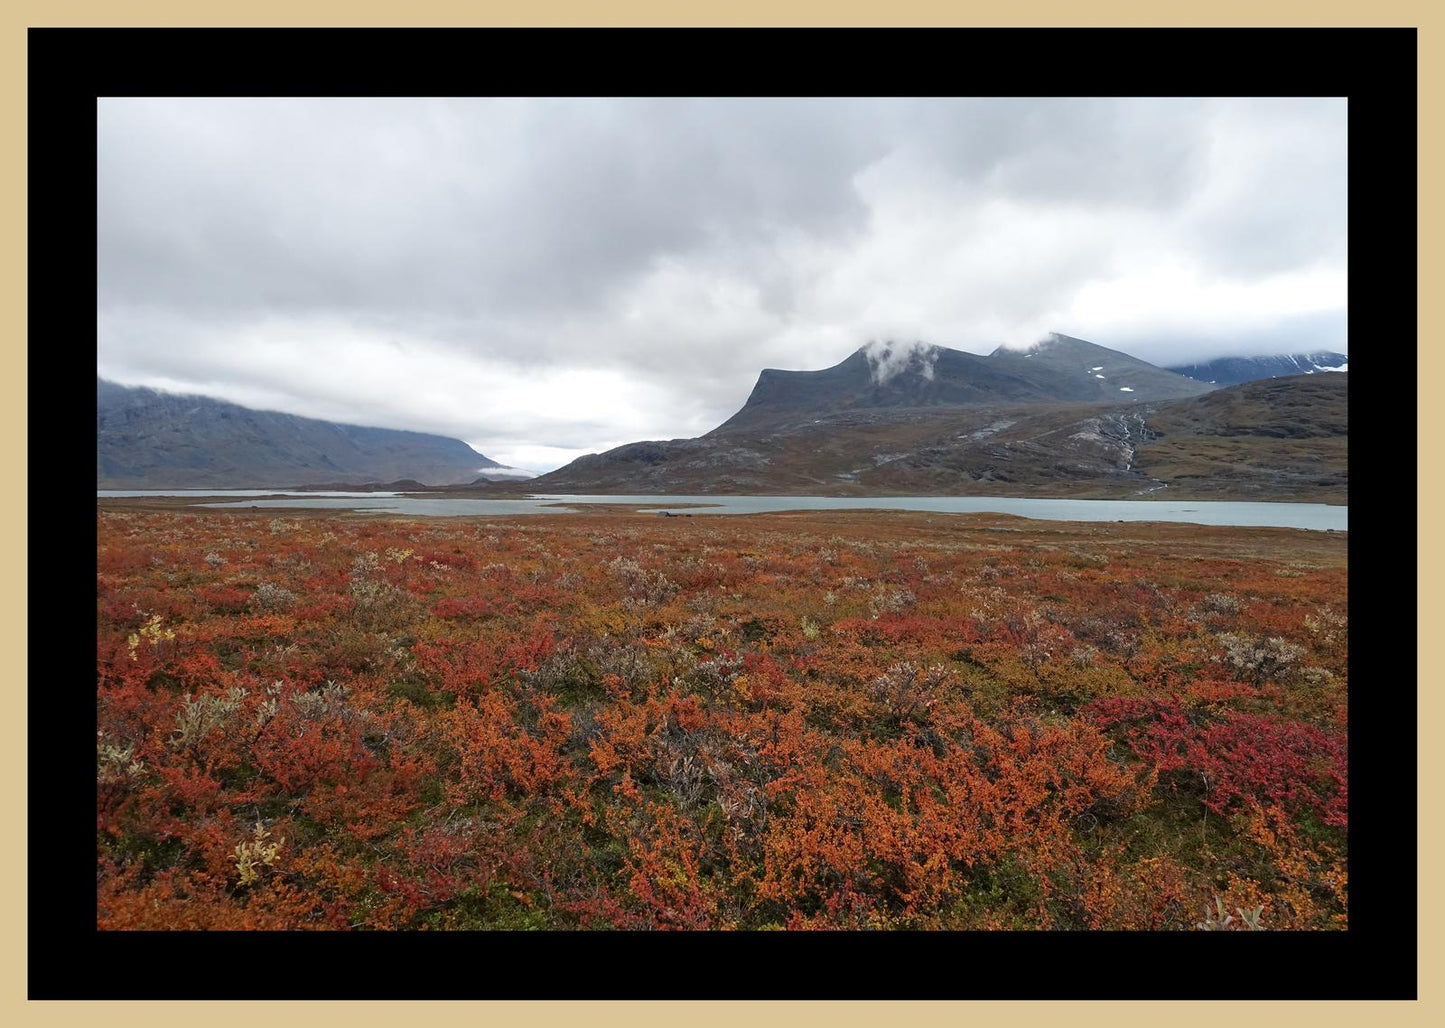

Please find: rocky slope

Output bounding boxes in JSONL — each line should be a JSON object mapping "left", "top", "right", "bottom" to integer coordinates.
{"left": 1130, "top": 373, "right": 1348, "bottom": 502}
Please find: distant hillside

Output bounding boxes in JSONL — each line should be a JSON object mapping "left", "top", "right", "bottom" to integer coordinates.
{"left": 1131, "top": 373, "right": 1347, "bottom": 502}
{"left": 1165, "top": 352, "right": 1348, "bottom": 386}
{"left": 525, "top": 335, "right": 1214, "bottom": 497}
{"left": 528, "top": 401, "right": 1155, "bottom": 497}
{"left": 984, "top": 333, "right": 1216, "bottom": 402}
{"left": 520, "top": 341, "right": 1343, "bottom": 503}
{"left": 97, "top": 379, "right": 517, "bottom": 488}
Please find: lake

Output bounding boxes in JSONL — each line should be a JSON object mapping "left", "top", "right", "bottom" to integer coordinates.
{"left": 97, "top": 489, "right": 404, "bottom": 498}
{"left": 97, "top": 491, "right": 1347, "bottom": 531}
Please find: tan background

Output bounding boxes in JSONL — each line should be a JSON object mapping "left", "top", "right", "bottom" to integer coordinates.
{"left": 8, "top": 1, "right": 1431, "bottom": 1023}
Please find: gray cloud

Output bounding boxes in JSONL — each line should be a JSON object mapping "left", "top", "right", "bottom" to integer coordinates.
{"left": 864, "top": 341, "right": 939, "bottom": 385}
{"left": 98, "top": 97, "right": 1347, "bottom": 472}
{"left": 1103, "top": 309, "right": 1350, "bottom": 367}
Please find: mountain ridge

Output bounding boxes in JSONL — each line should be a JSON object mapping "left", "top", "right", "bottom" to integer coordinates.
{"left": 1165, "top": 351, "right": 1348, "bottom": 386}
{"left": 97, "top": 378, "right": 521, "bottom": 489}
{"left": 512, "top": 335, "right": 1343, "bottom": 502}
{"left": 711, "top": 334, "right": 1211, "bottom": 435}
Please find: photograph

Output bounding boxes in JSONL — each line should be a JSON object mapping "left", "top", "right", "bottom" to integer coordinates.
{"left": 94, "top": 94, "right": 1355, "bottom": 937}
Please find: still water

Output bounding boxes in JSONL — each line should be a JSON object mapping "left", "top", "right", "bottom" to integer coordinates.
{"left": 98, "top": 491, "right": 1347, "bottom": 531}
{"left": 97, "top": 490, "right": 402, "bottom": 498}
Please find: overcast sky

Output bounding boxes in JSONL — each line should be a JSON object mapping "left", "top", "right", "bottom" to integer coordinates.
{"left": 97, "top": 97, "right": 1347, "bottom": 472}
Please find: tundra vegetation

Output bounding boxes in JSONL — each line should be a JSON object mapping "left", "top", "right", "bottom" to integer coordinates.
{"left": 97, "top": 507, "right": 1347, "bottom": 930}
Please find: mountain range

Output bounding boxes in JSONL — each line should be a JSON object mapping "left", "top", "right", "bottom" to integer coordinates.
{"left": 712, "top": 334, "right": 1210, "bottom": 435}
{"left": 511, "top": 334, "right": 1346, "bottom": 503}
{"left": 96, "top": 378, "right": 521, "bottom": 489}
{"left": 96, "top": 334, "right": 1348, "bottom": 502}
{"left": 1165, "top": 352, "right": 1348, "bottom": 386}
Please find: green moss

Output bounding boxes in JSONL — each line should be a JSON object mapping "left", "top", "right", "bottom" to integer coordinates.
{"left": 387, "top": 676, "right": 456, "bottom": 709}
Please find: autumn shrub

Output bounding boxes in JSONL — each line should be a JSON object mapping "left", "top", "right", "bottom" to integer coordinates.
{"left": 1084, "top": 696, "right": 1346, "bottom": 828}
{"left": 249, "top": 582, "right": 300, "bottom": 613}
{"left": 606, "top": 556, "right": 678, "bottom": 607}
{"left": 1215, "top": 632, "right": 1307, "bottom": 685}
{"left": 867, "top": 585, "right": 916, "bottom": 618}
{"left": 96, "top": 507, "right": 1346, "bottom": 930}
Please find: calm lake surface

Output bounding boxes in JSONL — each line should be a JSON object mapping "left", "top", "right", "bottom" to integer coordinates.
{"left": 98, "top": 491, "right": 1348, "bottom": 531}
{"left": 97, "top": 490, "right": 403, "bottom": 498}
